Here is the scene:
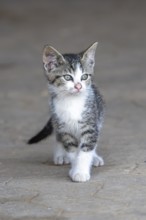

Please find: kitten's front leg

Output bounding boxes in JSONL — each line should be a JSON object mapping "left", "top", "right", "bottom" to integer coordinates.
{"left": 69, "top": 129, "right": 104, "bottom": 182}
{"left": 54, "top": 133, "right": 78, "bottom": 165}
{"left": 69, "top": 150, "right": 94, "bottom": 182}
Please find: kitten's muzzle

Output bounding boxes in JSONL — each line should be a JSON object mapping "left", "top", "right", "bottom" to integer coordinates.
{"left": 74, "top": 83, "right": 82, "bottom": 91}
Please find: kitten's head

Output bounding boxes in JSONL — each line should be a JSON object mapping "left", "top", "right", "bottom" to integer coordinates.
{"left": 43, "top": 42, "right": 98, "bottom": 96}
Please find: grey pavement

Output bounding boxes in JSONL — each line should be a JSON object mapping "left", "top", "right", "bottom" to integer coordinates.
{"left": 0, "top": 0, "right": 146, "bottom": 219}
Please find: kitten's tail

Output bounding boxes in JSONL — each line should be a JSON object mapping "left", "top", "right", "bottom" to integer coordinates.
{"left": 27, "top": 118, "right": 53, "bottom": 144}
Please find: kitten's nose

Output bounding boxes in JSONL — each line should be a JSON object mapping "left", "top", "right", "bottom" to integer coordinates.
{"left": 74, "top": 83, "right": 82, "bottom": 91}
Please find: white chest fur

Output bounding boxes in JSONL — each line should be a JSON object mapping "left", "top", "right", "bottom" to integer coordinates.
{"left": 53, "top": 93, "right": 87, "bottom": 134}
{"left": 54, "top": 94, "right": 86, "bottom": 121}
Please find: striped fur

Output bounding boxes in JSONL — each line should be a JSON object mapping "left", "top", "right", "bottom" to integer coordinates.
{"left": 28, "top": 42, "right": 105, "bottom": 182}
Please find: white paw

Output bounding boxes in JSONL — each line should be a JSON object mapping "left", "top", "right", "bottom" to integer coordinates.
{"left": 93, "top": 155, "right": 104, "bottom": 167}
{"left": 69, "top": 169, "right": 90, "bottom": 182}
{"left": 54, "top": 155, "right": 70, "bottom": 165}
{"left": 54, "top": 155, "right": 64, "bottom": 165}
{"left": 64, "top": 156, "right": 70, "bottom": 164}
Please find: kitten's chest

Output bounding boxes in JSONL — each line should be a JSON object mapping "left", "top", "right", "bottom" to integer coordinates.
{"left": 53, "top": 95, "right": 86, "bottom": 123}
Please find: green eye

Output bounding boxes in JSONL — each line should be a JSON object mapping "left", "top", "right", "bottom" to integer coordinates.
{"left": 63, "top": 75, "right": 73, "bottom": 81}
{"left": 81, "top": 74, "right": 88, "bottom": 80}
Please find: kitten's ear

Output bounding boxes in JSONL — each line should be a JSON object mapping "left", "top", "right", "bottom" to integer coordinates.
{"left": 81, "top": 42, "right": 98, "bottom": 69}
{"left": 43, "top": 45, "right": 65, "bottom": 72}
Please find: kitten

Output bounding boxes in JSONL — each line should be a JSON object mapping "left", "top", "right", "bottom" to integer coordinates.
{"left": 28, "top": 42, "right": 104, "bottom": 182}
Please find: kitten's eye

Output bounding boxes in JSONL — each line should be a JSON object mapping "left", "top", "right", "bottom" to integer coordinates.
{"left": 63, "top": 75, "right": 73, "bottom": 81}
{"left": 81, "top": 74, "right": 88, "bottom": 81}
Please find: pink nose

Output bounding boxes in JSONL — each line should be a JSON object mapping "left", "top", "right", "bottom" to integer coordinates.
{"left": 74, "top": 83, "right": 82, "bottom": 91}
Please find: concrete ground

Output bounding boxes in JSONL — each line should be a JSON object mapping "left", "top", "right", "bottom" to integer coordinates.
{"left": 0, "top": 0, "right": 146, "bottom": 219}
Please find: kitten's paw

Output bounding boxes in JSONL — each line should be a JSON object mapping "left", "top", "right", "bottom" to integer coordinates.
{"left": 93, "top": 154, "right": 104, "bottom": 167}
{"left": 54, "top": 155, "right": 70, "bottom": 165}
{"left": 64, "top": 156, "right": 70, "bottom": 164}
{"left": 54, "top": 155, "right": 64, "bottom": 165}
{"left": 69, "top": 169, "right": 90, "bottom": 182}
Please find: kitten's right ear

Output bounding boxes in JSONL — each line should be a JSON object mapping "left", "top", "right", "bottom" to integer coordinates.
{"left": 43, "top": 45, "right": 65, "bottom": 72}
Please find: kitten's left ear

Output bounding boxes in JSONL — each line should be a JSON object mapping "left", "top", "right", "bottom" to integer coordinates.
{"left": 81, "top": 42, "right": 98, "bottom": 68}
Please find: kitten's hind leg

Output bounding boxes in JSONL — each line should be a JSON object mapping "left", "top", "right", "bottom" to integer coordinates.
{"left": 53, "top": 142, "right": 71, "bottom": 165}
{"left": 92, "top": 151, "right": 104, "bottom": 167}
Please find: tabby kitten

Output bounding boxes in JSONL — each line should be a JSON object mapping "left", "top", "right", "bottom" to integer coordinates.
{"left": 28, "top": 42, "right": 104, "bottom": 182}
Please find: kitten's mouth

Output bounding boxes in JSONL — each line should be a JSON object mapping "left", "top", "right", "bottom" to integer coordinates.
{"left": 70, "top": 89, "right": 82, "bottom": 95}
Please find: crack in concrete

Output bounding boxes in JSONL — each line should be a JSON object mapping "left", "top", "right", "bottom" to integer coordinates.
{"left": 92, "top": 182, "right": 105, "bottom": 197}
{"left": 0, "top": 192, "right": 40, "bottom": 205}
{"left": 27, "top": 192, "right": 40, "bottom": 203}
{"left": 4, "top": 178, "right": 14, "bottom": 185}
{"left": 131, "top": 100, "right": 146, "bottom": 109}
{"left": 124, "top": 163, "right": 139, "bottom": 174}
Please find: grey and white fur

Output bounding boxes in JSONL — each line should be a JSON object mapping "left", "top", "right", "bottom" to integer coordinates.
{"left": 28, "top": 42, "right": 105, "bottom": 182}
